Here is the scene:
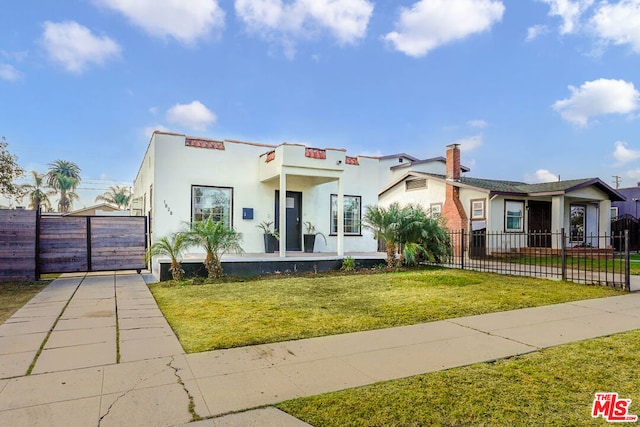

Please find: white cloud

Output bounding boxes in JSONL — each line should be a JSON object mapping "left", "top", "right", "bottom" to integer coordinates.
{"left": 527, "top": 169, "right": 559, "bottom": 183}
{"left": 166, "top": 101, "right": 217, "bottom": 131}
{"left": 613, "top": 141, "right": 640, "bottom": 165}
{"left": 467, "top": 119, "right": 488, "bottom": 128}
{"left": 94, "top": 0, "right": 224, "bottom": 44}
{"left": 235, "top": 0, "right": 374, "bottom": 55}
{"left": 552, "top": 78, "right": 640, "bottom": 126}
{"left": 526, "top": 24, "right": 549, "bottom": 42}
{"left": 41, "top": 21, "right": 120, "bottom": 73}
{"left": 540, "top": 0, "right": 594, "bottom": 34}
{"left": 143, "top": 125, "right": 170, "bottom": 138}
{"left": 454, "top": 135, "right": 483, "bottom": 152}
{"left": 590, "top": 0, "right": 640, "bottom": 53}
{"left": 382, "top": 0, "right": 504, "bottom": 58}
{"left": 0, "top": 64, "right": 23, "bottom": 82}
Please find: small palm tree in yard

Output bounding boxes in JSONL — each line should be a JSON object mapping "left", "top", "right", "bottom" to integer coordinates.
{"left": 184, "top": 216, "right": 243, "bottom": 279}
{"left": 146, "top": 233, "right": 189, "bottom": 281}
{"left": 20, "top": 170, "right": 54, "bottom": 211}
{"left": 362, "top": 203, "right": 402, "bottom": 268}
{"left": 396, "top": 205, "right": 451, "bottom": 265}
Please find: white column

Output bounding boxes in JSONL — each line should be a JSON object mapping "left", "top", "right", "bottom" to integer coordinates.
{"left": 337, "top": 177, "right": 344, "bottom": 256}
{"left": 279, "top": 172, "right": 287, "bottom": 258}
{"left": 599, "top": 199, "right": 611, "bottom": 248}
{"left": 551, "top": 195, "right": 565, "bottom": 249}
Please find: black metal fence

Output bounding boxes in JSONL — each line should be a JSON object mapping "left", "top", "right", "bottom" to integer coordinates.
{"left": 435, "top": 229, "right": 630, "bottom": 291}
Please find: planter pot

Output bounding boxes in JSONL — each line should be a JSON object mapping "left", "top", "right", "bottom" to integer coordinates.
{"left": 303, "top": 234, "right": 316, "bottom": 253}
{"left": 263, "top": 234, "right": 279, "bottom": 253}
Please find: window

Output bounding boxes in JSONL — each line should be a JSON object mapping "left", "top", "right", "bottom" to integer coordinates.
{"left": 570, "top": 205, "right": 585, "bottom": 243}
{"left": 505, "top": 200, "right": 524, "bottom": 232}
{"left": 430, "top": 203, "right": 442, "bottom": 219}
{"left": 611, "top": 207, "right": 619, "bottom": 219}
{"left": 471, "top": 199, "right": 485, "bottom": 219}
{"left": 192, "top": 186, "right": 233, "bottom": 226}
{"left": 331, "top": 195, "right": 361, "bottom": 235}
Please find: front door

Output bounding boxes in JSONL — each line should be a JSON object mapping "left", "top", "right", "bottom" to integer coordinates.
{"left": 528, "top": 201, "right": 552, "bottom": 248}
{"left": 275, "top": 191, "right": 302, "bottom": 251}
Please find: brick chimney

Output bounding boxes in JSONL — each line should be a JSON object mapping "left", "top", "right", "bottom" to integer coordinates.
{"left": 443, "top": 144, "right": 468, "bottom": 250}
{"left": 446, "top": 143, "right": 461, "bottom": 181}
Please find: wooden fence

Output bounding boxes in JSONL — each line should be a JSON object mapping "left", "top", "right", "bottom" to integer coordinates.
{"left": 0, "top": 209, "right": 147, "bottom": 281}
{"left": 0, "top": 210, "right": 36, "bottom": 281}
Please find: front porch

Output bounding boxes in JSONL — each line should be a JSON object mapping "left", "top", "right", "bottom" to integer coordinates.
{"left": 157, "top": 252, "right": 387, "bottom": 281}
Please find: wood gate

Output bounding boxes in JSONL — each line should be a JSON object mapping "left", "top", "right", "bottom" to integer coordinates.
{"left": 38, "top": 215, "right": 147, "bottom": 274}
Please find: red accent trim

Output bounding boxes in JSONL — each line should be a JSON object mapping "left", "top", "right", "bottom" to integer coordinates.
{"left": 185, "top": 138, "right": 225, "bottom": 150}
{"left": 265, "top": 151, "right": 275, "bottom": 163}
{"left": 345, "top": 156, "right": 359, "bottom": 165}
{"left": 305, "top": 147, "right": 326, "bottom": 159}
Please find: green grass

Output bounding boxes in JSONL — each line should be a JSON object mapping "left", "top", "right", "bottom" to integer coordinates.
{"left": 149, "top": 268, "right": 623, "bottom": 353}
{"left": 277, "top": 329, "right": 640, "bottom": 426}
{"left": 0, "top": 280, "right": 50, "bottom": 324}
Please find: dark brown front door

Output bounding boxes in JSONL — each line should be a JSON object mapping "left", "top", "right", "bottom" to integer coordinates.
{"left": 528, "top": 201, "right": 552, "bottom": 248}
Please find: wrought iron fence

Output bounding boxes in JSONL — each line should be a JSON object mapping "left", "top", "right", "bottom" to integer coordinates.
{"left": 433, "top": 228, "right": 630, "bottom": 291}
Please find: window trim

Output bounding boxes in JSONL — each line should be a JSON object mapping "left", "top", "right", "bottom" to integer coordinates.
{"left": 329, "top": 194, "right": 362, "bottom": 236}
{"left": 610, "top": 206, "right": 619, "bottom": 219}
{"left": 430, "top": 203, "right": 442, "bottom": 219}
{"left": 470, "top": 199, "right": 486, "bottom": 220}
{"left": 570, "top": 203, "right": 586, "bottom": 243}
{"left": 504, "top": 199, "right": 524, "bottom": 233}
{"left": 191, "top": 185, "right": 234, "bottom": 227}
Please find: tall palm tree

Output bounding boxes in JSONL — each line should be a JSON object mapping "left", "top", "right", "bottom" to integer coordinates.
{"left": 47, "top": 160, "right": 81, "bottom": 213}
{"left": 20, "top": 170, "right": 54, "bottom": 211}
{"left": 184, "top": 216, "right": 243, "bottom": 279}
{"left": 146, "top": 233, "right": 189, "bottom": 281}
{"left": 96, "top": 185, "right": 131, "bottom": 210}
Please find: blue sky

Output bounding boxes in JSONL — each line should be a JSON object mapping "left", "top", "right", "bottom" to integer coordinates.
{"left": 2, "top": 0, "right": 640, "bottom": 208}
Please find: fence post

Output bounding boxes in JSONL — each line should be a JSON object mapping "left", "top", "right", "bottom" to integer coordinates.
{"left": 35, "top": 207, "right": 41, "bottom": 281}
{"left": 561, "top": 228, "right": 567, "bottom": 281}
{"left": 86, "top": 216, "right": 92, "bottom": 272}
{"left": 625, "top": 229, "right": 631, "bottom": 291}
{"left": 460, "top": 228, "right": 465, "bottom": 270}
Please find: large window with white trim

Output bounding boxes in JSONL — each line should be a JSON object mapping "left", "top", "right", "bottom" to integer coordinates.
{"left": 330, "top": 195, "right": 361, "bottom": 235}
{"left": 505, "top": 200, "right": 524, "bottom": 232}
{"left": 192, "top": 186, "right": 233, "bottom": 226}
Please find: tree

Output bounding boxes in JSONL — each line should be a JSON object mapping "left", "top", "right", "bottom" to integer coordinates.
{"left": 20, "top": 170, "right": 54, "bottom": 210}
{"left": 47, "top": 160, "right": 81, "bottom": 213}
{"left": 362, "top": 203, "right": 402, "bottom": 268}
{"left": 96, "top": 185, "right": 131, "bottom": 210}
{"left": 184, "top": 216, "right": 243, "bottom": 279}
{"left": 0, "top": 136, "right": 25, "bottom": 200}
{"left": 146, "top": 233, "right": 189, "bottom": 281}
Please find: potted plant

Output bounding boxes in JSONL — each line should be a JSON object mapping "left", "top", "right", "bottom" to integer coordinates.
{"left": 257, "top": 221, "right": 279, "bottom": 253}
{"left": 303, "top": 221, "right": 327, "bottom": 253}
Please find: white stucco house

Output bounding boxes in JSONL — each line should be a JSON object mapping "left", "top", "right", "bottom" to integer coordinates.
{"left": 134, "top": 133, "right": 624, "bottom": 276}
{"left": 132, "top": 132, "right": 381, "bottom": 272}
{"left": 379, "top": 144, "right": 625, "bottom": 254}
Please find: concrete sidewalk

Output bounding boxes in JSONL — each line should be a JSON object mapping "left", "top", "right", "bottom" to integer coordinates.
{"left": 0, "top": 273, "right": 639, "bottom": 426}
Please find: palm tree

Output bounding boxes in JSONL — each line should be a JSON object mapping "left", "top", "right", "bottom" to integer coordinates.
{"left": 184, "top": 216, "right": 243, "bottom": 279}
{"left": 362, "top": 203, "right": 402, "bottom": 268}
{"left": 47, "top": 160, "right": 81, "bottom": 213}
{"left": 396, "top": 205, "right": 451, "bottom": 266}
{"left": 96, "top": 185, "right": 131, "bottom": 210}
{"left": 20, "top": 170, "right": 54, "bottom": 211}
{"left": 146, "top": 233, "right": 189, "bottom": 281}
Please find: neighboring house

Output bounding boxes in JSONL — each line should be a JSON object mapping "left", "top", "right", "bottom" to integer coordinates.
{"left": 611, "top": 185, "right": 640, "bottom": 219}
{"left": 379, "top": 144, "right": 625, "bottom": 253}
{"left": 132, "top": 132, "right": 381, "bottom": 268}
{"left": 65, "top": 203, "right": 129, "bottom": 216}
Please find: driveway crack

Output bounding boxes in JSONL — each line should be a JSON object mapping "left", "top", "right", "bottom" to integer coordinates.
{"left": 168, "top": 356, "right": 202, "bottom": 422}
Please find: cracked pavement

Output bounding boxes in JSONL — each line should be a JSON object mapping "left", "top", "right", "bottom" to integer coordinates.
{"left": 1, "top": 272, "right": 640, "bottom": 426}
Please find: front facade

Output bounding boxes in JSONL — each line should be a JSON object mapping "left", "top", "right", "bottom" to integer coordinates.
{"left": 379, "top": 144, "right": 625, "bottom": 253}
{"left": 132, "top": 132, "right": 380, "bottom": 270}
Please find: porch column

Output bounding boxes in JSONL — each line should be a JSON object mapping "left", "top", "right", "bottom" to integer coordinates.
{"left": 337, "top": 177, "right": 344, "bottom": 256}
{"left": 551, "top": 195, "right": 565, "bottom": 250}
{"left": 599, "top": 199, "right": 611, "bottom": 249}
{"left": 279, "top": 172, "right": 287, "bottom": 258}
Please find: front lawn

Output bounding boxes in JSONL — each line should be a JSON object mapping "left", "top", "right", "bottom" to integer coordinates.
{"left": 277, "top": 328, "right": 640, "bottom": 426}
{"left": 149, "top": 268, "right": 622, "bottom": 353}
{"left": 0, "top": 281, "right": 50, "bottom": 324}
